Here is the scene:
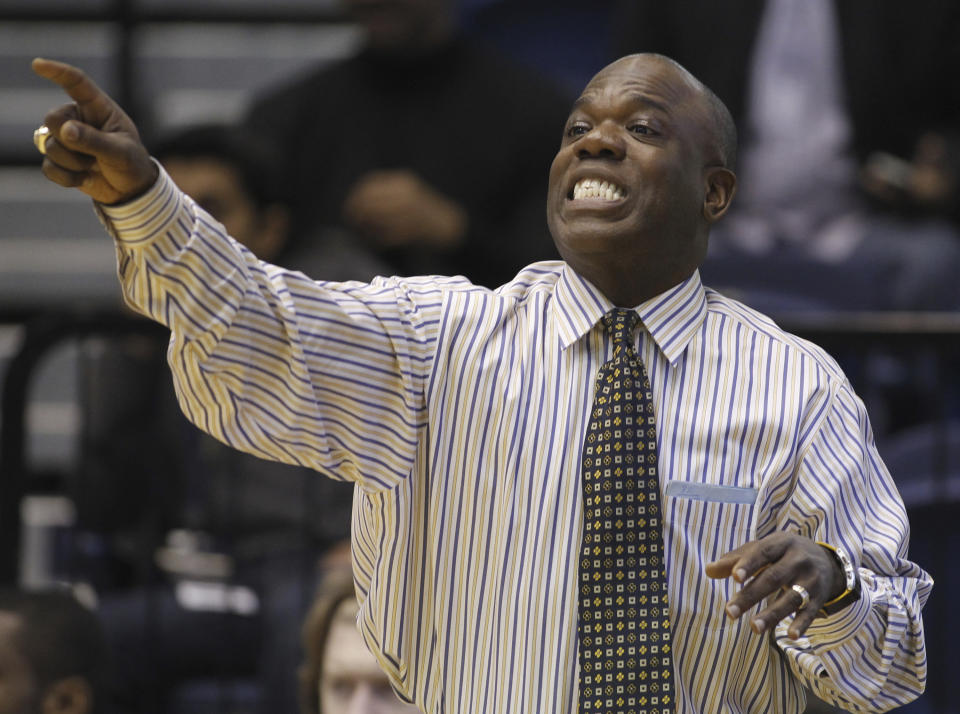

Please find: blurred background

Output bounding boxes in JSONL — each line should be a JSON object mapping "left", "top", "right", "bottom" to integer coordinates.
{"left": 0, "top": 0, "right": 957, "bottom": 712}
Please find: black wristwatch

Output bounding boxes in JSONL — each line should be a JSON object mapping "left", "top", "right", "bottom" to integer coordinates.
{"left": 817, "top": 541, "right": 861, "bottom": 616}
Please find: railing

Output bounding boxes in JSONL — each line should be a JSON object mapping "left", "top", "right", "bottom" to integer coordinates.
{"left": 0, "top": 308, "right": 333, "bottom": 712}
{"left": 0, "top": 310, "right": 166, "bottom": 584}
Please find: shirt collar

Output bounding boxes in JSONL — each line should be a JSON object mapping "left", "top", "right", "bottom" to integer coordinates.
{"left": 552, "top": 264, "right": 708, "bottom": 366}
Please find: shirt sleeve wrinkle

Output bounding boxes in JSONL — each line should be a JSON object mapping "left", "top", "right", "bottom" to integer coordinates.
{"left": 108, "top": 171, "right": 439, "bottom": 491}
{"left": 775, "top": 376, "right": 931, "bottom": 710}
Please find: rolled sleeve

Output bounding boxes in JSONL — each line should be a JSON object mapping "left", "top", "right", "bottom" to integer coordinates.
{"left": 776, "top": 379, "right": 932, "bottom": 711}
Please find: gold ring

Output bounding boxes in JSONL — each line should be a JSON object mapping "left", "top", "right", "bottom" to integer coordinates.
{"left": 790, "top": 584, "right": 810, "bottom": 611}
{"left": 33, "top": 125, "right": 52, "bottom": 155}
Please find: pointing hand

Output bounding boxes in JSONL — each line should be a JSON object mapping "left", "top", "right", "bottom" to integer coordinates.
{"left": 32, "top": 58, "right": 157, "bottom": 205}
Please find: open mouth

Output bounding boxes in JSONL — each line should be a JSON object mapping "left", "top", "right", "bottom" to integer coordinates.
{"left": 568, "top": 177, "right": 626, "bottom": 201}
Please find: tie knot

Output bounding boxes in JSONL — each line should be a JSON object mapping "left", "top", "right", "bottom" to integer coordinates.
{"left": 601, "top": 308, "right": 640, "bottom": 350}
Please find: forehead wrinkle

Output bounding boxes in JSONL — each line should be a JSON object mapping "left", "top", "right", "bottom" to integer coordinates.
{"left": 572, "top": 91, "right": 672, "bottom": 117}
{"left": 587, "top": 55, "right": 702, "bottom": 101}
{"left": 575, "top": 68, "right": 699, "bottom": 116}
{"left": 570, "top": 57, "right": 723, "bottom": 164}
{"left": 624, "top": 93, "right": 671, "bottom": 116}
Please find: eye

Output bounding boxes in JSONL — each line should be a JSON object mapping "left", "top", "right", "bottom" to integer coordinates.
{"left": 628, "top": 122, "right": 658, "bottom": 137}
{"left": 372, "top": 680, "right": 399, "bottom": 701}
{"left": 565, "top": 122, "right": 590, "bottom": 139}
{"left": 327, "top": 677, "right": 354, "bottom": 698}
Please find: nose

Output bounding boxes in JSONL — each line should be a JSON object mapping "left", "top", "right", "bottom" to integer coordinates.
{"left": 345, "top": 683, "right": 379, "bottom": 714}
{"left": 576, "top": 121, "right": 626, "bottom": 160}
{"left": 345, "top": 686, "right": 369, "bottom": 714}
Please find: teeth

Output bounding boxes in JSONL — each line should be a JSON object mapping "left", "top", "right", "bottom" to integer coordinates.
{"left": 572, "top": 178, "right": 625, "bottom": 201}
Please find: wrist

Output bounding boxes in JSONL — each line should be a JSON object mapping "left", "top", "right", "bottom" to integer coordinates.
{"left": 97, "top": 159, "right": 160, "bottom": 207}
{"left": 816, "top": 541, "right": 861, "bottom": 616}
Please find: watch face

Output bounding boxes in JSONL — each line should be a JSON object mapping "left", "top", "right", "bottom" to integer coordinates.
{"left": 834, "top": 546, "right": 857, "bottom": 590}
{"left": 818, "top": 542, "right": 861, "bottom": 616}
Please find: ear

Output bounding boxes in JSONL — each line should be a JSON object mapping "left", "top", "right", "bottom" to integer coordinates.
{"left": 41, "top": 676, "right": 93, "bottom": 714}
{"left": 253, "top": 203, "right": 291, "bottom": 263}
{"left": 701, "top": 166, "right": 737, "bottom": 223}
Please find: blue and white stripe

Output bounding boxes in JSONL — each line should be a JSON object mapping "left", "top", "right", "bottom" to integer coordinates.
{"left": 99, "top": 168, "right": 931, "bottom": 713}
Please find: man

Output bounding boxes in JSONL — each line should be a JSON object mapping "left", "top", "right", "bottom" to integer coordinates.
{"left": 243, "top": 0, "right": 570, "bottom": 288}
{"left": 32, "top": 52, "right": 929, "bottom": 712}
{"left": 0, "top": 588, "right": 110, "bottom": 714}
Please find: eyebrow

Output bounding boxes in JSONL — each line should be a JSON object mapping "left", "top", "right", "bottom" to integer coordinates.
{"left": 571, "top": 92, "right": 672, "bottom": 116}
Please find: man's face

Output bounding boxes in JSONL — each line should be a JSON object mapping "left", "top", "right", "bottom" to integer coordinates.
{"left": 320, "top": 600, "right": 419, "bottom": 714}
{"left": 547, "top": 56, "right": 717, "bottom": 298}
{"left": 0, "top": 613, "right": 40, "bottom": 714}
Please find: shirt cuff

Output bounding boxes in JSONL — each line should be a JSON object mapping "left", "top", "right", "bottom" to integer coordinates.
{"left": 94, "top": 161, "right": 184, "bottom": 248}
{"left": 799, "top": 575, "right": 874, "bottom": 649}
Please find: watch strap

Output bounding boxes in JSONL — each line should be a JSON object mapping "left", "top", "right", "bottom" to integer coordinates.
{"left": 816, "top": 541, "right": 861, "bottom": 616}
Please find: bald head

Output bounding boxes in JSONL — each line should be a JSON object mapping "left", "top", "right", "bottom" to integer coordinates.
{"left": 548, "top": 51, "right": 739, "bottom": 307}
{"left": 592, "top": 54, "right": 737, "bottom": 170}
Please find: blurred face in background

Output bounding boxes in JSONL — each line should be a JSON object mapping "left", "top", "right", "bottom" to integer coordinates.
{"left": 320, "top": 600, "right": 419, "bottom": 714}
{"left": 162, "top": 157, "right": 287, "bottom": 263}
{"left": 0, "top": 612, "right": 40, "bottom": 714}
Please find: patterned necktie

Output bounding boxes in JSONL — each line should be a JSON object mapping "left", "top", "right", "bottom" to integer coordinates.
{"left": 578, "top": 308, "right": 673, "bottom": 714}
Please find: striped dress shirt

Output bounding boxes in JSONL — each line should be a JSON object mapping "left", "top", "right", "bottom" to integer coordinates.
{"left": 99, "top": 168, "right": 931, "bottom": 713}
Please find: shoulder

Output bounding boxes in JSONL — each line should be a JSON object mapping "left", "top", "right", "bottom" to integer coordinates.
{"left": 390, "top": 261, "right": 565, "bottom": 319}
{"left": 362, "top": 261, "right": 560, "bottom": 301}
{"left": 345, "top": 263, "right": 561, "bottom": 348}
{"left": 496, "top": 260, "right": 567, "bottom": 298}
{"left": 702, "top": 288, "right": 847, "bottom": 381}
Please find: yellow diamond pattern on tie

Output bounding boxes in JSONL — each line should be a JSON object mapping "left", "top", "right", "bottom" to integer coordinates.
{"left": 578, "top": 308, "right": 672, "bottom": 714}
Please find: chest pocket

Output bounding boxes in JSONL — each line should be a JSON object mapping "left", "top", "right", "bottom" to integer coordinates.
{"left": 663, "top": 481, "right": 757, "bottom": 633}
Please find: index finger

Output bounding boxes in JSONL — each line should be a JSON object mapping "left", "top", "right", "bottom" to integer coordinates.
{"left": 704, "top": 550, "right": 743, "bottom": 580}
{"left": 706, "top": 540, "right": 779, "bottom": 583}
{"left": 32, "top": 58, "right": 114, "bottom": 126}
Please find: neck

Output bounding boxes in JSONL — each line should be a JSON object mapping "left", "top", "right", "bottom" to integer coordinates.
{"left": 570, "top": 253, "right": 699, "bottom": 308}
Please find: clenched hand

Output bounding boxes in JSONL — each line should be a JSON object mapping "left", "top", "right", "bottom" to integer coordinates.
{"left": 342, "top": 169, "right": 467, "bottom": 249}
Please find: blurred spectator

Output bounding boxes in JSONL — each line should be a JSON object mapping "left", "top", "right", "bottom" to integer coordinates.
{"left": 154, "top": 124, "right": 389, "bottom": 281}
{"left": 299, "top": 547, "right": 418, "bottom": 714}
{"left": 613, "top": 0, "right": 960, "bottom": 311}
{"left": 0, "top": 587, "right": 111, "bottom": 714}
{"left": 74, "top": 124, "right": 360, "bottom": 714}
{"left": 156, "top": 125, "right": 289, "bottom": 264}
{"left": 244, "top": 0, "right": 571, "bottom": 288}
